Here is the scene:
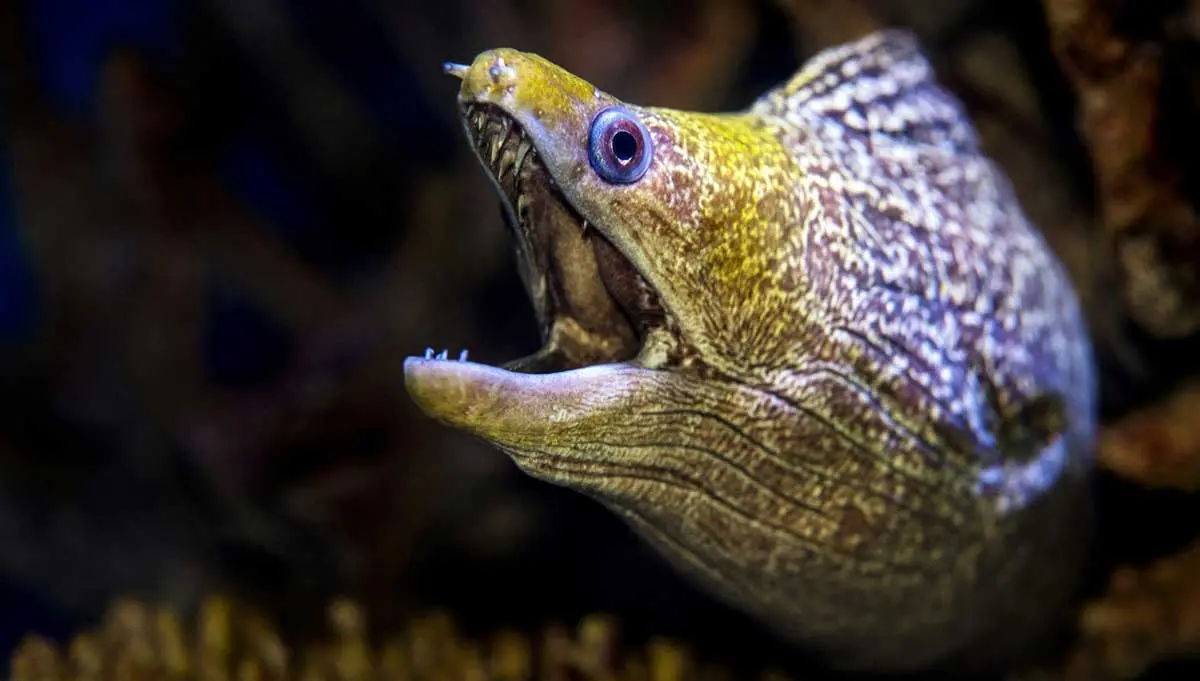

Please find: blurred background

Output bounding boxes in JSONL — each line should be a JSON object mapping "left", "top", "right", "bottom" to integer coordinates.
{"left": 1, "top": 0, "right": 1199, "bottom": 679}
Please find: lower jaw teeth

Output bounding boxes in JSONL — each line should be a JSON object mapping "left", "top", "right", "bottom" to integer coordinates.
{"left": 424, "top": 347, "right": 470, "bottom": 362}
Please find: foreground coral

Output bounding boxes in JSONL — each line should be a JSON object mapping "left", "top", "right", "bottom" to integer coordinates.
{"left": 1046, "top": 540, "right": 1200, "bottom": 681}
{"left": 9, "top": 596, "right": 792, "bottom": 681}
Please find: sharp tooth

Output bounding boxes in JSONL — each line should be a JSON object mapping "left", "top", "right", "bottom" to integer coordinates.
{"left": 513, "top": 140, "right": 532, "bottom": 176}
{"left": 516, "top": 193, "right": 528, "bottom": 217}
{"left": 488, "top": 137, "right": 499, "bottom": 164}
{"left": 424, "top": 347, "right": 435, "bottom": 359}
{"left": 498, "top": 149, "right": 515, "bottom": 180}
{"left": 497, "top": 140, "right": 517, "bottom": 178}
{"left": 489, "top": 127, "right": 509, "bottom": 167}
{"left": 436, "top": 349, "right": 449, "bottom": 360}
{"left": 581, "top": 219, "right": 591, "bottom": 239}
{"left": 498, "top": 126, "right": 523, "bottom": 178}
{"left": 458, "top": 349, "right": 469, "bottom": 361}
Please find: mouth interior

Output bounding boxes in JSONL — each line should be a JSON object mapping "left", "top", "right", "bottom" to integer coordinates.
{"left": 464, "top": 103, "right": 666, "bottom": 373}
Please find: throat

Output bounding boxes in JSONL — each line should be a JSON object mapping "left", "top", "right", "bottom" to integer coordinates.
{"left": 591, "top": 232, "right": 666, "bottom": 340}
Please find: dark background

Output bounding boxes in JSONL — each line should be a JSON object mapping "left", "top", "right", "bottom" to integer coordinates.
{"left": 1, "top": 0, "right": 1199, "bottom": 678}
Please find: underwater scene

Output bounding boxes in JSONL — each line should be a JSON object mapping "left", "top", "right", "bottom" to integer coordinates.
{"left": 1, "top": 1, "right": 1199, "bottom": 679}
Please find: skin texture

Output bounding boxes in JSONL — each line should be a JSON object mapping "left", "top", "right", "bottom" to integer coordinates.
{"left": 405, "top": 31, "right": 1097, "bottom": 675}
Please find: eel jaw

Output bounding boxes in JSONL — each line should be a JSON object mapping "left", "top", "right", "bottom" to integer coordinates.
{"left": 457, "top": 101, "right": 667, "bottom": 374}
{"left": 402, "top": 100, "right": 676, "bottom": 446}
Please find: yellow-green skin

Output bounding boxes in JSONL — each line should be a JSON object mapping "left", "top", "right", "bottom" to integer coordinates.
{"left": 406, "top": 31, "right": 1096, "bottom": 674}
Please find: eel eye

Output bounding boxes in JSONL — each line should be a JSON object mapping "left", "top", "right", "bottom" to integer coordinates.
{"left": 588, "top": 106, "right": 652, "bottom": 184}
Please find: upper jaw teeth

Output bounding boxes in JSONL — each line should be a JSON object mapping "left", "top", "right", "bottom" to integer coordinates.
{"left": 467, "top": 105, "right": 534, "bottom": 185}
{"left": 491, "top": 127, "right": 529, "bottom": 181}
{"left": 499, "top": 137, "right": 529, "bottom": 180}
{"left": 511, "top": 140, "right": 532, "bottom": 178}
{"left": 470, "top": 107, "right": 487, "bottom": 133}
{"left": 488, "top": 127, "right": 508, "bottom": 167}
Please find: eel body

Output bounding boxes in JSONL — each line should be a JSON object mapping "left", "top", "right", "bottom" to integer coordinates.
{"left": 405, "top": 30, "right": 1097, "bottom": 675}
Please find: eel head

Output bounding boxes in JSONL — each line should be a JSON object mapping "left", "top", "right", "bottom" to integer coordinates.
{"left": 404, "top": 35, "right": 1096, "bottom": 675}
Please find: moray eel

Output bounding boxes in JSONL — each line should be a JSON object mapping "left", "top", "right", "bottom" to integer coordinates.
{"left": 404, "top": 30, "right": 1096, "bottom": 674}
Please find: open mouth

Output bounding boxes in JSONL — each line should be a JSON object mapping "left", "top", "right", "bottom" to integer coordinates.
{"left": 461, "top": 102, "right": 666, "bottom": 373}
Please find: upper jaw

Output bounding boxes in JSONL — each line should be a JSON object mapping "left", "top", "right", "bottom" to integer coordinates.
{"left": 460, "top": 101, "right": 553, "bottom": 331}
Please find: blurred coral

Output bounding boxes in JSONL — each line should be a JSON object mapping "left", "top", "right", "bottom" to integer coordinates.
{"left": 1042, "top": 0, "right": 1200, "bottom": 338}
{"left": 9, "top": 596, "right": 788, "bottom": 681}
{"left": 773, "top": 0, "right": 880, "bottom": 47}
{"left": 1039, "top": 541, "right": 1200, "bottom": 681}
{"left": 1099, "top": 378, "right": 1200, "bottom": 492}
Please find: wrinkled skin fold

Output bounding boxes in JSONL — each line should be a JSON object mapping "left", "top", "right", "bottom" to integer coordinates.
{"left": 407, "top": 31, "right": 1097, "bottom": 675}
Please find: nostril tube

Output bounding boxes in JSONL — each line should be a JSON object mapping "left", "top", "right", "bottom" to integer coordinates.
{"left": 487, "top": 58, "right": 516, "bottom": 86}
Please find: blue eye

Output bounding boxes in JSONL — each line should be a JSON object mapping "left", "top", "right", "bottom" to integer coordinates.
{"left": 588, "top": 107, "right": 652, "bottom": 184}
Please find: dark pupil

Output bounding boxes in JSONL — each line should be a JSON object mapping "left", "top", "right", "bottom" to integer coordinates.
{"left": 611, "top": 129, "right": 638, "bottom": 163}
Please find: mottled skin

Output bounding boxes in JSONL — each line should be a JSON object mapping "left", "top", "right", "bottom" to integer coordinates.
{"left": 405, "top": 31, "right": 1097, "bottom": 674}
